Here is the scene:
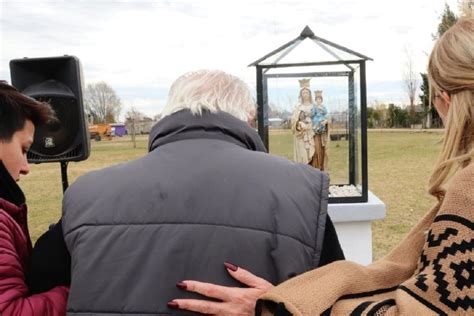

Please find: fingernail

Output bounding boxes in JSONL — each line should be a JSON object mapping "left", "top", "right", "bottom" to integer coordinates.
{"left": 224, "top": 262, "right": 238, "bottom": 271}
{"left": 176, "top": 281, "right": 187, "bottom": 290}
{"left": 167, "top": 301, "right": 179, "bottom": 309}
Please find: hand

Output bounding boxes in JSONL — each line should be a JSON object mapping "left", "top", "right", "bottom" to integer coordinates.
{"left": 168, "top": 262, "right": 274, "bottom": 315}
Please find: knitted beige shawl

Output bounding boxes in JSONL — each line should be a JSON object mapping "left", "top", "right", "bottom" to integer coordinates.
{"left": 259, "top": 163, "right": 473, "bottom": 315}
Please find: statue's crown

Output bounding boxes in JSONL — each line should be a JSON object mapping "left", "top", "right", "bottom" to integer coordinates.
{"left": 315, "top": 90, "right": 323, "bottom": 98}
{"left": 298, "top": 78, "right": 311, "bottom": 89}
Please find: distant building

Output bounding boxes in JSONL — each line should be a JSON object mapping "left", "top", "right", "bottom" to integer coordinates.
{"left": 268, "top": 117, "right": 284, "bottom": 128}
{"left": 110, "top": 123, "right": 127, "bottom": 137}
{"left": 126, "top": 117, "right": 157, "bottom": 135}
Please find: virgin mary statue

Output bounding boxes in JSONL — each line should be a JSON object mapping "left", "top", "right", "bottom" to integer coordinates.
{"left": 291, "top": 79, "right": 315, "bottom": 163}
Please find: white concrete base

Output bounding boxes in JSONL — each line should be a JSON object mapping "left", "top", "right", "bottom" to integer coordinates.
{"left": 328, "top": 191, "right": 386, "bottom": 265}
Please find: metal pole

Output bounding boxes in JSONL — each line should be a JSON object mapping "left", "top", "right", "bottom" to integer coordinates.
{"left": 256, "top": 66, "right": 267, "bottom": 148}
{"left": 348, "top": 71, "right": 356, "bottom": 185}
{"left": 360, "top": 61, "right": 368, "bottom": 203}
{"left": 60, "top": 161, "right": 69, "bottom": 193}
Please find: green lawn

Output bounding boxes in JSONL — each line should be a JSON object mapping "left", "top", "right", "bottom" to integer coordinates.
{"left": 21, "top": 130, "right": 443, "bottom": 261}
{"left": 365, "top": 131, "right": 442, "bottom": 259}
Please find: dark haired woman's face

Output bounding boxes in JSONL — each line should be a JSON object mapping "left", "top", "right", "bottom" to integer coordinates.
{"left": 0, "top": 120, "right": 34, "bottom": 181}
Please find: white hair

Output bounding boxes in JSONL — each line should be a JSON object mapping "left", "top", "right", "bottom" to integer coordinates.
{"left": 161, "top": 70, "right": 255, "bottom": 122}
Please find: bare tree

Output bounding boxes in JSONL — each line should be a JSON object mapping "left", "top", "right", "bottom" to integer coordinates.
{"left": 84, "top": 82, "right": 122, "bottom": 123}
{"left": 403, "top": 46, "right": 418, "bottom": 117}
{"left": 125, "top": 107, "right": 143, "bottom": 149}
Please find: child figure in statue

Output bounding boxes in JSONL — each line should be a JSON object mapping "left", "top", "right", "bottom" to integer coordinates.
{"left": 310, "top": 90, "right": 329, "bottom": 171}
{"left": 291, "top": 79, "right": 316, "bottom": 163}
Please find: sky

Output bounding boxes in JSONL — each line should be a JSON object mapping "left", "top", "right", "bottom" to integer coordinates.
{"left": 0, "top": 0, "right": 462, "bottom": 119}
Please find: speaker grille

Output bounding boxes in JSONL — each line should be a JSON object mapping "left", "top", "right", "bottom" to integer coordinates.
{"left": 27, "top": 144, "right": 83, "bottom": 163}
{"left": 10, "top": 56, "right": 90, "bottom": 163}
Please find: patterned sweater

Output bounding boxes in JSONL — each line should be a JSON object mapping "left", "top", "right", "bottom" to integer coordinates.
{"left": 257, "top": 162, "right": 473, "bottom": 315}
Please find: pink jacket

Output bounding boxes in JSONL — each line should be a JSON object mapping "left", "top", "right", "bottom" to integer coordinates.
{"left": 0, "top": 198, "right": 68, "bottom": 315}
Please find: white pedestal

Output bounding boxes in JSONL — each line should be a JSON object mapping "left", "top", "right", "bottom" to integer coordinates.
{"left": 328, "top": 191, "right": 386, "bottom": 265}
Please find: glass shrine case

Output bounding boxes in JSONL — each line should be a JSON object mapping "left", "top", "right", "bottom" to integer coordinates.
{"left": 249, "top": 26, "right": 372, "bottom": 203}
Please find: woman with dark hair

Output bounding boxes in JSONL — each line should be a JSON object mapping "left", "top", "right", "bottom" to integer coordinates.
{"left": 0, "top": 81, "right": 68, "bottom": 315}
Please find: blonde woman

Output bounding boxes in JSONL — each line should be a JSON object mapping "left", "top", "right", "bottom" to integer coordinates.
{"left": 173, "top": 18, "right": 474, "bottom": 315}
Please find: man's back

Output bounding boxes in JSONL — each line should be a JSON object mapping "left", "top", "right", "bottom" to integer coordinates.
{"left": 63, "top": 111, "right": 330, "bottom": 315}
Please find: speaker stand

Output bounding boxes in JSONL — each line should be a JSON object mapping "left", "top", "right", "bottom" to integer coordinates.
{"left": 60, "top": 161, "right": 69, "bottom": 193}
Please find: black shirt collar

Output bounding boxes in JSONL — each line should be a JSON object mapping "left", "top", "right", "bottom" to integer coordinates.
{"left": 0, "top": 161, "right": 26, "bottom": 206}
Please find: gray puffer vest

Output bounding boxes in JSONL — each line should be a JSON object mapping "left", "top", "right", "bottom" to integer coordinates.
{"left": 62, "top": 110, "right": 329, "bottom": 315}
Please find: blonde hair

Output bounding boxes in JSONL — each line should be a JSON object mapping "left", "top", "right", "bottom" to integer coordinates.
{"left": 427, "top": 18, "right": 474, "bottom": 199}
{"left": 161, "top": 70, "right": 255, "bottom": 122}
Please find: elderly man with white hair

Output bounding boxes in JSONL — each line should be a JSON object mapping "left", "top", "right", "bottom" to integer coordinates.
{"left": 62, "top": 70, "right": 343, "bottom": 315}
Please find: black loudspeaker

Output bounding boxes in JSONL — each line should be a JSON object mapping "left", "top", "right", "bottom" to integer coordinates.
{"left": 10, "top": 56, "right": 90, "bottom": 163}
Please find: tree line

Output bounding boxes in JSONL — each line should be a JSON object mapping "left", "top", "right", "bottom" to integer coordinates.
{"left": 367, "top": 102, "right": 441, "bottom": 129}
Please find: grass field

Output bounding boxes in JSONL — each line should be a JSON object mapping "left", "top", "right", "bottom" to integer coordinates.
{"left": 20, "top": 130, "right": 444, "bottom": 261}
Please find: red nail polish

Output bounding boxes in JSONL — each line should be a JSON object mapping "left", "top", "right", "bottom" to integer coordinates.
{"left": 176, "top": 282, "right": 187, "bottom": 290}
{"left": 167, "top": 301, "right": 179, "bottom": 309}
{"left": 224, "top": 262, "right": 238, "bottom": 271}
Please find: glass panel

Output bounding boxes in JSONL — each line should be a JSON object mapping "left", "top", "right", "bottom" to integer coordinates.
{"left": 332, "top": 63, "right": 363, "bottom": 198}
{"left": 265, "top": 70, "right": 354, "bottom": 190}
{"left": 258, "top": 37, "right": 364, "bottom": 66}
